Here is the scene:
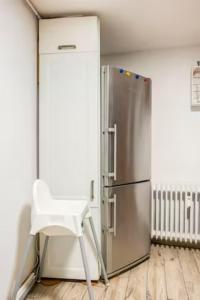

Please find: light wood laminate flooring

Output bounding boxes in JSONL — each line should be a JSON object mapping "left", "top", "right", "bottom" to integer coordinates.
{"left": 27, "top": 245, "right": 200, "bottom": 300}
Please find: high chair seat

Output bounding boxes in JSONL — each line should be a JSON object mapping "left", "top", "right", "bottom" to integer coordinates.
{"left": 31, "top": 198, "right": 90, "bottom": 236}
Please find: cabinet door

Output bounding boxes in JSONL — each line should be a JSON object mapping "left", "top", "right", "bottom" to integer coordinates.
{"left": 39, "top": 16, "right": 99, "bottom": 54}
{"left": 40, "top": 207, "right": 100, "bottom": 280}
{"left": 39, "top": 52, "right": 100, "bottom": 208}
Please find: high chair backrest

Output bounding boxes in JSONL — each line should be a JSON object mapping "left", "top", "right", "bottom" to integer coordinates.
{"left": 32, "top": 179, "right": 53, "bottom": 213}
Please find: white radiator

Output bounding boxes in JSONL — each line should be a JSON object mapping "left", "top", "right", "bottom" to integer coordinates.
{"left": 151, "top": 184, "right": 200, "bottom": 244}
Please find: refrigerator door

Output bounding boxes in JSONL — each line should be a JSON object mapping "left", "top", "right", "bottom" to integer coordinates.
{"left": 102, "top": 181, "right": 151, "bottom": 275}
{"left": 102, "top": 66, "right": 151, "bottom": 186}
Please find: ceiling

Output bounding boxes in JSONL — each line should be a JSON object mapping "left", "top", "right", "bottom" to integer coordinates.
{"left": 31, "top": 0, "right": 200, "bottom": 55}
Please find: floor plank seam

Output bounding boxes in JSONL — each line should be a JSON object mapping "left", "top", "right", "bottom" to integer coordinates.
{"left": 176, "top": 248, "right": 190, "bottom": 300}
{"left": 124, "top": 269, "right": 131, "bottom": 299}
{"left": 162, "top": 246, "right": 169, "bottom": 300}
{"left": 145, "top": 259, "right": 150, "bottom": 300}
{"left": 191, "top": 249, "right": 200, "bottom": 274}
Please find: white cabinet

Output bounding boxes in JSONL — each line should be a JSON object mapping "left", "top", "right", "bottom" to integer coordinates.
{"left": 39, "top": 16, "right": 99, "bottom": 54}
{"left": 39, "top": 17, "right": 100, "bottom": 279}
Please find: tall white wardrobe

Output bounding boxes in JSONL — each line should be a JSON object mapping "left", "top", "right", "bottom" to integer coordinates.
{"left": 39, "top": 16, "right": 101, "bottom": 279}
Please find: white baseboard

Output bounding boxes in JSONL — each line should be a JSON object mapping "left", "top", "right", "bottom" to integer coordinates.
{"left": 16, "top": 273, "right": 36, "bottom": 300}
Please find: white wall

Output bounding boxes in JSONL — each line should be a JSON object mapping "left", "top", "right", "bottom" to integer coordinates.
{"left": 102, "top": 46, "right": 200, "bottom": 184}
{"left": 0, "top": 1, "right": 37, "bottom": 299}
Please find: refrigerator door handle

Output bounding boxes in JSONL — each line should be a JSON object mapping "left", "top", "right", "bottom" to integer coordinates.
{"left": 107, "top": 194, "right": 117, "bottom": 236}
{"left": 107, "top": 124, "right": 117, "bottom": 180}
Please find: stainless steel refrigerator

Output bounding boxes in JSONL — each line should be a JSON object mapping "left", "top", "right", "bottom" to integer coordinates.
{"left": 101, "top": 65, "right": 151, "bottom": 277}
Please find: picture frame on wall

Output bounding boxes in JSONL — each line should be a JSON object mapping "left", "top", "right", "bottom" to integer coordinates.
{"left": 191, "top": 66, "right": 200, "bottom": 107}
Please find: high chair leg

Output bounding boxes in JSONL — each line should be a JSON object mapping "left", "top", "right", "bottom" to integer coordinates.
{"left": 88, "top": 216, "right": 109, "bottom": 287}
{"left": 37, "top": 236, "right": 49, "bottom": 282}
{"left": 79, "top": 236, "right": 95, "bottom": 300}
{"left": 12, "top": 235, "right": 35, "bottom": 300}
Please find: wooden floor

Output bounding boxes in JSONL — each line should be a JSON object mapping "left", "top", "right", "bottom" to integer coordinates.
{"left": 27, "top": 244, "right": 200, "bottom": 300}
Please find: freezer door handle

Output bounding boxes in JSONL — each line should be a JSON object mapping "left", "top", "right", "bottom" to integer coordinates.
{"left": 107, "top": 124, "right": 117, "bottom": 180}
{"left": 107, "top": 194, "right": 117, "bottom": 236}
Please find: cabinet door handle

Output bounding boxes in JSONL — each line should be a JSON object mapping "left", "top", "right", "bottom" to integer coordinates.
{"left": 90, "top": 180, "right": 94, "bottom": 201}
{"left": 108, "top": 124, "right": 117, "bottom": 180}
{"left": 58, "top": 45, "right": 76, "bottom": 50}
{"left": 108, "top": 194, "right": 117, "bottom": 236}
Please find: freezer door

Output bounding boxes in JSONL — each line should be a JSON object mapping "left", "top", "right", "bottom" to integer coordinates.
{"left": 102, "top": 181, "right": 151, "bottom": 275}
{"left": 102, "top": 66, "right": 151, "bottom": 186}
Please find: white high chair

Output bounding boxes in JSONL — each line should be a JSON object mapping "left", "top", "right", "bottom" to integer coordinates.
{"left": 13, "top": 179, "right": 109, "bottom": 300}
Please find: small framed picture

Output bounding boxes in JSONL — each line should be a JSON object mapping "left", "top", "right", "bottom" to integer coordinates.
{"left": 191, "top": 66, "right": 200, "bottom": 107}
